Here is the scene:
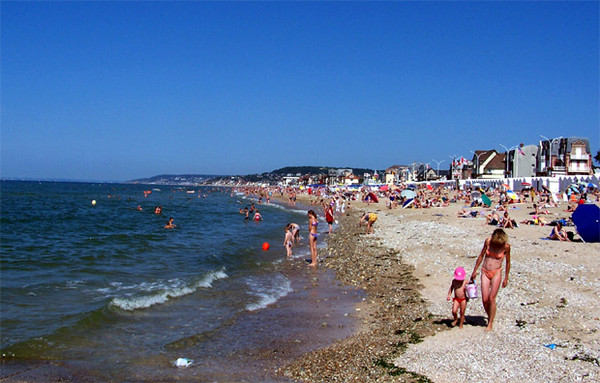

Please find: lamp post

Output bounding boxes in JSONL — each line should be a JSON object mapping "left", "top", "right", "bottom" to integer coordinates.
{"left": 499, "top": 144, "right": 517, "bottom": 178}
{"left": 470, "top": 151, "right": 483, "bottom": 179}
{"left": 431, "top": 159, "right": 445, "bottom": 180}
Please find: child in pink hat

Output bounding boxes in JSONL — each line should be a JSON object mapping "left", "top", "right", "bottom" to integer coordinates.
{"left": 447, "top": 267, "right": 468, "bottom": 328}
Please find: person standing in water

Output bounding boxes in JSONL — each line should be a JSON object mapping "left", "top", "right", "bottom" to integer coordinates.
{"left": 283, "top": 225, "right": 293, "bottom": 258}
{"left": 307, "top": 210, "right": 319, "bottom": 267}
{"left": 289, "top": 223, "right": 301, "bottom": 244}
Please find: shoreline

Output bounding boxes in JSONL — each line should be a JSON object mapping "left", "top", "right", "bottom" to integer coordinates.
{"left": 3, "top": 186, "right": 598, "bottom": 382}
{"left": 280, "top": 198, "right": 439, "bottom": 382}
{"left": 279, "top": 194, "right": 600, "bottom": 382}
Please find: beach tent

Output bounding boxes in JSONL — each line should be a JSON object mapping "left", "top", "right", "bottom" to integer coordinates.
{"left": 572, "top": 204, "right": 600, "bottom": 243}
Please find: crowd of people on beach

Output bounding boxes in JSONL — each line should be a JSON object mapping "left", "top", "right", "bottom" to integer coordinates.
{"left": 234, "top": 179, "right": 598, "bottom": 335}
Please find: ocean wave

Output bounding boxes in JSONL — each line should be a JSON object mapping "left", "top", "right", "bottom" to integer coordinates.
{"left": 109, "top": 269, "right": 228, "bottom": 311}
{"left": 245, "top": 274, "right": 293, "bottom": 311}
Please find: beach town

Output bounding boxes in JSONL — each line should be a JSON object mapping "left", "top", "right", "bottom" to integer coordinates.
{"left": 207, "top": 134, "right": 600, "bottom": 382}
{"left": 123, "top": 135, "right": 600, "bottom": 382}
{"left": 2, "top": 136, "right": 599, "bottom": 383}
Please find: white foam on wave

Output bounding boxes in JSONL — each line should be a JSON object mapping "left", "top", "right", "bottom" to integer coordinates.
{"left": 109, "top": 268, "right": 228, "bottom": 311}
{"left": 245, "top": 274, "right": 293, "bottom": 311}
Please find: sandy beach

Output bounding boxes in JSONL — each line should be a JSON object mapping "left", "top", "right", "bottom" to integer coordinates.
{"left": 281, "top": 193, "right": 600, "bottom": 382}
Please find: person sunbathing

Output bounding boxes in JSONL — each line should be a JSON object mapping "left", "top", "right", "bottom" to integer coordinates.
{"left": 485, "top": 211, "right": 500, "bottom": 226}
{"left": 548, "top": 222, "right": 570, "bottom": 241}
{"left": 521, "top": 215, "right": 546, "bottom": 226}
{"left": 457, "top": 209, "right": 479, "bottom": 218}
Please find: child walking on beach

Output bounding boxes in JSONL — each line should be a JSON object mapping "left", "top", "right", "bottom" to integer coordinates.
{"left": 283, "top": 225, "right": 293, "bottom": 258}
{"left": 447, "top": 267, "right": 468, "bottom": 328}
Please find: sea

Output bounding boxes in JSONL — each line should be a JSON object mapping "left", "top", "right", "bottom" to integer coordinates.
{"left": 0, "top": 181, "right": 362, "bottom": 382}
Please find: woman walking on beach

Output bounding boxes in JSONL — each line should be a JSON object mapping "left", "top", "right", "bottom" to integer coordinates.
{"left": 307, "top": 210, "right": 319, "bottom": 267}
{"left": 470, "top": 228, "right": 511, "bottom": 332}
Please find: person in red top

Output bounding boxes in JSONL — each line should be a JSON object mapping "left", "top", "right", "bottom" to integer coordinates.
{"left": 325, "top": 204, "right": 335, "bottom": 234}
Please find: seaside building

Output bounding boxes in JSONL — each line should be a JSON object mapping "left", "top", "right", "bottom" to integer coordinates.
{"left": 282, "top": 176, "right": 299, "bottom": 186}
{"left": 537, "top": 137, "right": 593, "bottom": 176}
{"left": 385, "top": 165, "right": 411, "bottom": 184}
{"left": 505, "top": 144, "right": 538, "bottom": 178}
{"left": 343, "top": 174, "right": 361, "bottom": 185}
{"left": 471, "top": 150, "right": 506, "bottom": 179}
{"left": 448, "top": 158, "right": 473, "bottom": 180}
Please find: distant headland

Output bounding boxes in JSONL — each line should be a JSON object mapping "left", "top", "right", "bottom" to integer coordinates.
{"left": 126, "top": 166, "right": 381, "bottom": 186}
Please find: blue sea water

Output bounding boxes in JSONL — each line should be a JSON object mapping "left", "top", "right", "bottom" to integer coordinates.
{"left": 0, "top": 181, "right": 355, "bottom": 381}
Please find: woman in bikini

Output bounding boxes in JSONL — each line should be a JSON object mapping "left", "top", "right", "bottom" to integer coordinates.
{"left": 470, "top": 228, "right": 511, "bottom": 332}
{"left": 307, "top": 210, "right": 319, "bottom": 267}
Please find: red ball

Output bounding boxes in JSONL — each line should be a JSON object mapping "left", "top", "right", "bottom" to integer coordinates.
{"left": 262, "top": 242, "right": 270, "bottom": 251}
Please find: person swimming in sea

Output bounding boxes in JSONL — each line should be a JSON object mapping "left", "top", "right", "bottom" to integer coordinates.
{"left": 164, "top": 217, "right": 176, "bottom": 229}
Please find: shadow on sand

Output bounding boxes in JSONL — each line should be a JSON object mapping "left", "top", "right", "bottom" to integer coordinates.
{"left": 434, "top": 315, "right": 487, "bottom": 328}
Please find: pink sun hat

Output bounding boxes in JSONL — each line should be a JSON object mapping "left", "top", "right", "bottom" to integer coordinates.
{"left": 454, "top": 267, "right": 466, "bottom": 281}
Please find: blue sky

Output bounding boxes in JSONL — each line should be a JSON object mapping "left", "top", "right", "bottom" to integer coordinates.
{"left": 2, "top": 1, "right": 598, "bottom": 181}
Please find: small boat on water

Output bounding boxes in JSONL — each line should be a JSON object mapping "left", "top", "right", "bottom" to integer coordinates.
{"left": 186, "top": 190, "right": 196, "bottom": 194}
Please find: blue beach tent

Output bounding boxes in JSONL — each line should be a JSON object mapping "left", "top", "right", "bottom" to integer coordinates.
{"left": 572, "top": 204, "right": 600, "bottom": 243}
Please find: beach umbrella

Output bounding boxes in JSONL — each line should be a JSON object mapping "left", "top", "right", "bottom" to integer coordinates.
{"left": 588, "top": 183, "right": 597, "bottom": 189}
{"left": 402, "top": 198, "right": 414, "bottom": 208}
{"left": 506, "top": 190, "right": 518, "bottom": 200}
{"left": 521, "top": 182, "right": 531, "bottom": 187}
{"left": 401, "top": 189, "right": 417, "bottom": 199}
{"left": 481, "top": 194, "right": 492, "bottom": 207}
{"left": 572, "top": 204, "right": 600, "bottom": 243}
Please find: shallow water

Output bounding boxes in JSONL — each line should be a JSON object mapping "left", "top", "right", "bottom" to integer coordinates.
{"left": 1, "top": 181, "right": 360, "bottom": 381}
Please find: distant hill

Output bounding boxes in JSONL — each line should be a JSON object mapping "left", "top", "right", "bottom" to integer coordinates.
{"left": 270, "top": 166, "right": 380, "bottom": 176}
{"left": 126, "top": 174, "right": 219, "bottom": 185}
{"left": 127, "top": 166, "right": 384, "bottom": 186}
